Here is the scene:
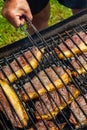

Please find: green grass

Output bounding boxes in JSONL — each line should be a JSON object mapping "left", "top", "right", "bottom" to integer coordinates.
{"left": 0, "top": 0, "right": 72, "bottom": 47}
{"left": 49, "top": 0, "right": 72, "bottom": 25}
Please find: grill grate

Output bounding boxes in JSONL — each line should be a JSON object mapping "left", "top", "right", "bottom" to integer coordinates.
{"left": 0, "top": 10, "right": 87, "bottom": 130}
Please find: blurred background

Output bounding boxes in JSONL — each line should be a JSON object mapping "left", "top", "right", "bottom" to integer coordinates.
{"left": 0, "top": 0, "right": 72, "bottom": 47}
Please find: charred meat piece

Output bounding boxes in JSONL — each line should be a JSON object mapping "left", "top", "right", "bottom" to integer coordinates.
{"left": 70, "top": 52, "right": 87, "bottom": 75}
{"left": 54, "top": 32, "right": 87, "bottom": 59}
{"left": 10, "top": 60, "right": 25, "bottom": 79}
{"left": 0, "top": 65, "right": 17, "bottom": 83}
{"left": 21, "top": 66, "right": 71, "bottom": 101}
{"left": 0, "top": 46, "right": 44, "bottom": 83}
{"left": 0, "top": 79, "right": 29, "bottom": 127}
{"left": 18, "top": 47, "right": 44, "bottom": 74}
{"left": 0, "top": 87, "right": 21, "bottom": 128}
{"left": 35, "top": 84, "right": 80, "bottom": 120}
{"left": 28, "top": 120, "right": 66, "bottom": 130}
{"left": 69, "top": 94, "right": 87, "bottom": 128}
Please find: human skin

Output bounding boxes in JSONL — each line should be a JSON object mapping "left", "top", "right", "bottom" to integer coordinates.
{"left": 2, "top": 0, "right": 33, "bottom": 27}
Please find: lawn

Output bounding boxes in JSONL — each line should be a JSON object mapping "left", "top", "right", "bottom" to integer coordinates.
{"left": 0, "top": 0, "right": 72, "bottom": 47}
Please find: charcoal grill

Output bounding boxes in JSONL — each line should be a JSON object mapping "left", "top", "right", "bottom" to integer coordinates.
{"left": 0, "top": 9, "right": 87, "bottom": 130}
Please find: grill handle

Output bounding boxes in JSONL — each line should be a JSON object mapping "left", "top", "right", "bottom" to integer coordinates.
{"left": 20, "top": 18, "right": 49, "bottom": 47}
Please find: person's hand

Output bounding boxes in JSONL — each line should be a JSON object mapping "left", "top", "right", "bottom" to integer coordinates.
{"left": 2, "top": 0, "right": 33, "bottom": 27}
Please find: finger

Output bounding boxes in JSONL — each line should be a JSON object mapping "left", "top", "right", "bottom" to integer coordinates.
{"left": 24, "top": 4, "right": 33, "bottom": 21}
{"left": 7, "top": 13, "right": 24, "bottom": 27}
{"left": 20, "top": 17, "right": 25, "bottom": 26}
{"left": 26, "top": 12, "right": 33, "bottom": 21}
{"left": 7, "top": 15, "right": 21, "bottom": 27}
{"left": 2, "top": 10, "right": 21, "bottom": 27}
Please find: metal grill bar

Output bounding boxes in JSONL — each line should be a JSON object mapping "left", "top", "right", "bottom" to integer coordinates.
{"left": 51, "top": 37, "right": 87, "bottom": 121}
{"left": 21, "top": 21, "right": 87, "bottom": 129}
{"left": 20, "top": 23, "right": 83, "bottom": 129}
{"left": 1, "top": 56, "right": 54, "bottom": 129}
{"left": 5, "top": 57, "right": 46, "bottom": 130}
{"left": 28, "top": 20, "right": 87, "bottom": 124}
{"left": 0, "top": 13, "right": 87, "bottom": 130}
{"left": 18, "top": 52, "right": 72, "bottom": 129}
{"left": 53, "top": 32, "right": 87, "bottom": 100}
{"left": 11, "top": 54, "right": 61, "bottom": 129}
{"left": 56, "top": 32, "right": 87, "bottom": 87}
{"left": 58, "top": 32, "right": 87, "bottom": 70}
{"left": 0, "top": 87, "right": 22, "bottom": 130}
{"left": 0, "top": 102, "right": 15, "bottom": 130}
{"left": 51, "top": 37, "right": 87, "bottom": 95}
{"left": 15, "top": 24, "right": 79, "bottom": 129}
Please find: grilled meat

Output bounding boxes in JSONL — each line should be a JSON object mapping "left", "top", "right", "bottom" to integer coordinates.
{"left": 69, "top": 94, "right": 87, "bottom": 128}
{"left": 35, "top": 84, "right": 80, "bottom": 120}
{"left": 21, "top": 66, "right": 71, "bottom": 101}
{"left": 0, "top": 79, "right": 29, "bottom": 127}
{"left": 28, "top": 121, "right": 66, "bottom": 130}
{"left": 0, "top": 46, "right": 44, "bottom": 83}
{"left": 17, "top": 47, "right": 44, "bottom": 74}
{"left": 0, "top": 87, "right": 22, "bottom": 128}
{"left": 54, "top": 32, "right": 87, "bottom": 59}
{"left": 0, "top": 65, "right": 17, "bottom": 83}
{"left": 70, "top": 52, "right": 87, "bottom": 75}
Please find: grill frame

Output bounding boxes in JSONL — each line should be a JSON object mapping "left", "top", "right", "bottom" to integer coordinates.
{"left": 0, "top": 9, "right": 87, "bottom": 130}
{"left": 0, "top": 9, "right": 87, "bottom": 59}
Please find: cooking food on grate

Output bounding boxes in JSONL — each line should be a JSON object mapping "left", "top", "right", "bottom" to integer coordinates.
{"left": 28, "top": 120, "right": 66, "bottom": 130}
{"left": 21, "top": 66, "right": 71, "bottom": 101}
{"left": 0, "top": 79, "right": 29, "bottom": 127}
{"left": 0, "top": 87, "right": 22, "bottom": 128}
{"left": 0, "top": 46, "right": 44, "bottom": 83}
{"left": 0, "top": 66, "right": 17, "bottom": 83}
{"left": 34, "top": 84, "right": 80, "bottom": 120}
{"left": 17, "top": 47, "right": 44, "bottom": 74}
{"left": 70, "top": 52, "right": 87, "bottom": 76}
{"left": 69, "top": 94, "right": 87, "bottom": 128}
{"left": 54, "top": 32, "right": 87, "bottom": 59}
